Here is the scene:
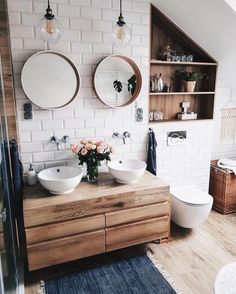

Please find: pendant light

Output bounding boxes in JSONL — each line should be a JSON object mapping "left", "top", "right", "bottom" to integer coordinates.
{"left": 112, "top": 0, "right": 132, "bottom": 46}
{"left": 39, "top": 0, "right": 61, "bottom": 42}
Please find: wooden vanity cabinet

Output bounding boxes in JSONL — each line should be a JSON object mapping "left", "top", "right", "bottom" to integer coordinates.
{"left": 23, "top": 171, "right": 170, "bottom": 271}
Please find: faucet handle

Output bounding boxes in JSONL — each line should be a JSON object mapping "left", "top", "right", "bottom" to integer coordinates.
{"left": 62, "top": 135, "right": 71, "bottom": 144}
{"left": 112, "top": 132, "right": 120, "bottom": 139}
{"left": 123, "top": 131, "right": 133, "bottom": 144}
{"left": 50, "top": 136, "right": 60, "bottom": 151}
{"left": 50, "top": 136, "right": 58, "bottom": 144}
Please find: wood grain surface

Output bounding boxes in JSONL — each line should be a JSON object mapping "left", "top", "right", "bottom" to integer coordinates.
{"left": 23, "top": 171, "right": 169, "bottom": 227}
{"left": 27, "top": 230, "right": 105, "bottom": 271}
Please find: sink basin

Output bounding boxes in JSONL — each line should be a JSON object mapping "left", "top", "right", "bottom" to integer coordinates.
{"left": 108, "top": 159, "right": 147, "bottom": 184}
{"left": 38, "top": 166, "right": 83, "bottom": 194}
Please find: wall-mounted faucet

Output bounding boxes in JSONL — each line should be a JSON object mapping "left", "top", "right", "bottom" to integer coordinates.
{"left": 112, "top": 131, "right": 132, "bottom": 144}
{"left": 50, "top": 136, "right": 60, "bottom": 151}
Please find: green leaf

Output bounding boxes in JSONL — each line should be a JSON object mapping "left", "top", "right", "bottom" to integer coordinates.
{"left": 127, "top": 75, "right": 136, "bottom": 94}
{"left": 113, "top": 80, "right": 123, "bottom": 92}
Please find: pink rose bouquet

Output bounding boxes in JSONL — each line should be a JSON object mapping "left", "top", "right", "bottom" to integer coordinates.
{"left": 71, "top": 140, "right": 112, "bottom": 182}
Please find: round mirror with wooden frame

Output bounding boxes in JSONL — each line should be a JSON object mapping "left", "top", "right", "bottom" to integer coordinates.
{"left": 93, "top": 55, "right": 142, "bottom": 108}
{"left": 21, "top": 50, "right": 80, "bottom": 110}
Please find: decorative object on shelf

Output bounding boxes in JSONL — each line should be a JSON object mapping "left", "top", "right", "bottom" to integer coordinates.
{"left": 177, "top": 101, "right": 197, "bottom": 120}
{"left": 153, "top": 109, "right": 163, "bottom": 121}
{"left": 94, "top": 55, "right": 142, "bottom": 108}
{"left": 150, "top": 75, "right": 155, "bottom": 93}
{"left": 71, "top": 140, "right": 112, "bottom": 183}
{"left": 161, "top": 45, "right": 175, "bottom": 61}
{"left": 162, "top": 83, "right": 171, "bottom": 93}
{"left": 38, "top": 0, "right": 61, "bottom": 42}
{"left": 149, "top": 110, "right": 154, "bottom": 121}
{"left": 180, "top": 54, "right": 187, "bottom": 62}
{"left": 112, "top": 0, "right": 131, "bottom": 46}
{"left": 160, "top": 45, "right": 194, "bottom": 63}
{"left": 186, "top": 54, "right": 194, "bottom": 62}
{"left": 21, "top": 51, "right": 80, "bottom": 109}
{"left": 175, "top": 70, "right": 209, "bottom": 92}
{"left": 220, "top": 90, "right": 236, "bottom": 142}
{"left": 157, "top": 73, "right": 164, "bottom": 92}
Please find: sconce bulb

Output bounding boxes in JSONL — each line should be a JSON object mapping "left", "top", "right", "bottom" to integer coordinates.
{"left": 113, "top": 23, "right": 131, "bottom": 46}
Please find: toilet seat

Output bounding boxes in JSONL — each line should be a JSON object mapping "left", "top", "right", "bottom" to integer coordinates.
{"left": 171, "top": 185, "right": 213, "bottom": 206}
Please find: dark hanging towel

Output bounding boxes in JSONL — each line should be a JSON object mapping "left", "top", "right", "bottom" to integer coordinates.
{"left": 146, "top": 128, "right": 157, "bottom": 176}
{"left": 8, "top": 140, "right": 27, "bottom": 264}
{"left": 6, "top": 139, "right": 24, "bottom": 218}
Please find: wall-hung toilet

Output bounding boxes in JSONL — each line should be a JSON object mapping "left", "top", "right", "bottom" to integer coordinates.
{"left": 170, "top": 185, "right": 213, "bottom": 228}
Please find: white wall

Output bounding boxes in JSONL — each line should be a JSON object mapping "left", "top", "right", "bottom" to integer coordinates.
{"left": 152, "top": 0, "right": 236, "bottom": 159}
{"left": 8, "top": 0, "right": 217, "bottom": 191}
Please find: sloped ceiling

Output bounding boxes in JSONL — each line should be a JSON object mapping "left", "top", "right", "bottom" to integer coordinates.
{"left": 151, "top": 0, "right": 236, "bottom": 87}
{"left": 224, "top": 0, "right": 236, "bottom": 12}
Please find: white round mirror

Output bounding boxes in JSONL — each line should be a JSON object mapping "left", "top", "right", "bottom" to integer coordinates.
{"left": 21, "top": 51, "right": 80, "bottom": 109}
{"left": 93, "top": 55, "right": 142, "bottom": 108}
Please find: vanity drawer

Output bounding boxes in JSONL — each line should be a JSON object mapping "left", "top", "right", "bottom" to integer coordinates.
{"left": 27, "top": 230, "right": 105, "bottom": 271}
{"left": 106, "top": 216, "right": 169, "bottom": 252}
{"left": 26, "top": 214, "right": 105, "bottom": 245}
{"left": 106, "top": 202, "right": 169, "bottom": 227}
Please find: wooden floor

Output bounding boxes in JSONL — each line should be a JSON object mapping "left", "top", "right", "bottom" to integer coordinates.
{"left": 25, "top": 210, "right": 236, "bottom": 294}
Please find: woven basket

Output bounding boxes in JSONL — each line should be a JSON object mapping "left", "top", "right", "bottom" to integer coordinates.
{"left": 209, "top": 160, "right": 236, "bottom": 214}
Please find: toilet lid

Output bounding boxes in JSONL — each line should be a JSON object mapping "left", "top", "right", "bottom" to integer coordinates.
{"left": 170, "top": 185, "right": 213, "bottom": 205}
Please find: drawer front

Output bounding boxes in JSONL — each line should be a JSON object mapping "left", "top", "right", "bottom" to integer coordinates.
{"left": 26, "top": 214, "right": 105, "bottom": 245}
{"left": 27, "top": 230, "right": 105, "bottom": 271}
{"left": 106, "top": 216, "right": 169, "bottom": 252}
{"left": 106, "top": 202, "right": 169, "bottom": 227}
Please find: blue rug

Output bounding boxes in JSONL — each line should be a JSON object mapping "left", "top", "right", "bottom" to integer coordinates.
{"left": 40, "top": 253, "right": 181, "bottom": 294}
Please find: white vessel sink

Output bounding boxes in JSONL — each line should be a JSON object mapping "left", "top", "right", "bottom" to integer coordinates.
{"left": 38, "top": 166, "right": 83, "bottom": 194}
{"left": 108, "top": 159, "right": 147, "bottom": 184}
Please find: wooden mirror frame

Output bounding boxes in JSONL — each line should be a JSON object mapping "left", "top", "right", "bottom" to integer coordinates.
{"left": 21, "top": 50, "right": 80, "bottom": 110}
{"left": 93, "top": 55, "right": 142, "bottom": 108}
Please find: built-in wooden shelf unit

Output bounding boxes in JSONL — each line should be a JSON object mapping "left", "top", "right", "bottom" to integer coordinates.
{"left": 149, "top": 5, "right": 217, "bottom": 123}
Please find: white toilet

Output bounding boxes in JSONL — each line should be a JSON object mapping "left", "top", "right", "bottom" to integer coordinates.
{"left": 170, "top": 185, "right": 213, "bottom": 228}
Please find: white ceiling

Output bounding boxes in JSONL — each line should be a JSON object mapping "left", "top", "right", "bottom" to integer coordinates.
{"left": 224, "top": 0, "right": 236, "bottom": 12}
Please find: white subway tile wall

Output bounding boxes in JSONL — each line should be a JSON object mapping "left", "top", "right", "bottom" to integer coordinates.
{"left": 7, "top": 0, "right": 230, "bottom": 192}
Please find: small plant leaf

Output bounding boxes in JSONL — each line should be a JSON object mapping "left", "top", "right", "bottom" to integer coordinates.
{"left": 113, "top": 80, "right": 123, "bottom": 92}
{"left": 127, "top": 75, "right": 136, "bottom": 94}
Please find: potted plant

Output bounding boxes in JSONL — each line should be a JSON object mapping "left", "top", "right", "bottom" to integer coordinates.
{"left": 175, "top": 71, "right": 208, "bottom": 92}
{"left": 71, "top": 140, "right": 112, "bottom": 183}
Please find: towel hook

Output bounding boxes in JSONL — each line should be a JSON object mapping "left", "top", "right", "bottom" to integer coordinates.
{"left": 149, "top": 128, "right": 153, "bottom": 133}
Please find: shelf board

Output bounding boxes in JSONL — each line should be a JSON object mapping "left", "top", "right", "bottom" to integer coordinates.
{"left": 150, "top": 60, "right": 218, "bottom": 66}
{"left": 149, "top": 91, "right": 215, "bottom": 96}
{"left": 149, "top": 118, "right": 213, "bottom": 123}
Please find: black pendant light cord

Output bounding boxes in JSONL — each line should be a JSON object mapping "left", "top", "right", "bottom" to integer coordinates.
{"left": 117, "top": 0, "right": 125, "bottom": 26}
{"left": 120, "top": 0, "right": 122, "bottom": 17}
{"left": 45, "top": 0, "right": 54, "bottom": 19}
